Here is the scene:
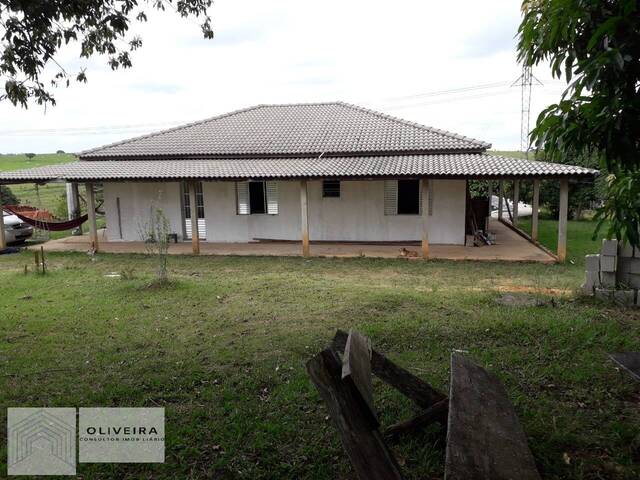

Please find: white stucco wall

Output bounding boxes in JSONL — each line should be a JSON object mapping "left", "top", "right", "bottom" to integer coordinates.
{"left": 103, "top": 179, "right": 466, "bottom": 244}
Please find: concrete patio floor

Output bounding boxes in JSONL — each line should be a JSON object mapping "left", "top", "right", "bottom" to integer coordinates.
{"left": 33, "top": 219, "right": 556, "bottom": 263}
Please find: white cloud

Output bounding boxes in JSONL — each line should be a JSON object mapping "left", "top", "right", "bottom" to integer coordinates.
{"left": 0, "top": 0, "right": 567, "bottom": 154}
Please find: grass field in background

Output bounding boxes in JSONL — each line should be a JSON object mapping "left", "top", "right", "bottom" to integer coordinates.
{"left": 1, "top": 230, "right": 638, "bottom": 479}
{"left": 1, "top": 153, "right": 76, "bottom": 215}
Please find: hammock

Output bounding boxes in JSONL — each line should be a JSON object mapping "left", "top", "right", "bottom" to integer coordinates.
{"left": 4, "top": 205, "right": 92, "bottom": 232}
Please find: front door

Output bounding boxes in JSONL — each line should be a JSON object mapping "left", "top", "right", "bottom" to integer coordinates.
{"left": 182, "top": 182, "right": 206, "bottom": 240}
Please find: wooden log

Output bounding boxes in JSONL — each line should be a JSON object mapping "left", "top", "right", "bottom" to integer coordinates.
{"left": 609, "top": 352, "right": 640, "bottom": 382}
{"left": 421, "top": 179, "right": 430, "bottom": 258}
{"left": 300, "top": 180, "right": 310, "bottom": 257}
{"left": 332, "top": 330, "right": 446, "bottom": 409}
{"left": 342, "top": 330, "right": 377, "bottom": 424}
{"left": 85, "top": 182, "right": 99, "bottom": 252}
{"left": 531, "top": 179, "right": 540, "bottom": 242}
{"left": 188, "top": 181, "right": 200, "bottom": 255}
{"left": 445, "top": 353, "right": 540, "bottom": 480}
{"left": 384, "top": 397, "right": 448, "bottom": 438}
{"left": 307, "top": 348, "right": 403, "bottom": 480}
{"left": 557, "top": 178, "right": 569, "bottom": 262}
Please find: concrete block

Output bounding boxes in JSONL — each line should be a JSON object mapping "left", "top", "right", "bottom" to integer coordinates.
{"left": 595, "top": 288, "right": 614, "bottom": 302}
{"left": 626, "top": 274, "right": 640, "bottom": 289}
{"left": 586, "top": 270, "right": 601, "bottom": 287}
{"left": 601, "top": 239, "right": 618, "bottom": 256}
{"left": 600, "top": 255, "right": 617, "bottom": 273}
{"left": 619, "top": 242, "right": 635, "bottom": 257}
{"left": 601, "top": 271, "right": 617, "bottom": 288}
{"left": 618, "top": 258, "right": 631, "bottom": 273}
{"left": 627, "top": 257, "right": 640, "bottom": 275}
{"left": 614, "top": 289, "right": 636, "bottom": 307}
{"left": 585, "top": 254, "right": 600, "bottom": 272}
{"left": 637, "top": 292, "right": 640, "bottom": 307}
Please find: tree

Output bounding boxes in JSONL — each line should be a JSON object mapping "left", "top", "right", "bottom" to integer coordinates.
{"left": 518, "top": 0, "right": 640, "bottom": 247}
{"left": 1, "top": 185, "right": 18, "bottom": 205}
{"left": 0, "top": 1, "right": 213, "bottom": 107}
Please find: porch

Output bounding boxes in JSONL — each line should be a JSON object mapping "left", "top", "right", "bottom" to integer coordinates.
{"left": 33, "top": 218, "right": 556, "bottom": 263}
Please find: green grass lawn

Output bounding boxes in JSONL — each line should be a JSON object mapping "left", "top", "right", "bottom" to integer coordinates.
{"left": 1, "top": 153, "right": 76, "bottom": 216}
{"left": 518, "top": 218, "right": 605, "bottom": 267}
{"left": 1, "top": 243, "right": 639, "bottom": 478}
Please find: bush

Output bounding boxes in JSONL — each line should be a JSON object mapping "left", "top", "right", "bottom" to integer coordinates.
{"left": 25, "top": 153, "right": 35, "bottom": 159}
{"left": 1, "top": 185, "right": 19, "bottom": 205}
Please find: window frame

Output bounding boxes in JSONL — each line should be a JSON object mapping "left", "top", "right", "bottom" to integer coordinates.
{"left": 322, "top": 180, "right": 341, "bottom": 198}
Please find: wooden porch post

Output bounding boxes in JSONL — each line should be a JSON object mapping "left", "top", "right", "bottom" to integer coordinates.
{"left": 300, "top": 180, "right": 310, "bottom": 257}
{"left": 512, "top": 180, "right": 520, "bottom": 226}
{"left": 188, "top": 181, "right": 200, "bottom": 255}
{"left": 531, "top": 179, "right": 540, "bottom": 242}
{"left": 0, "top": 184, "right": 6, "bottom": 250}
{"left": 498, "top": 180, "right": 504, "bottom": 220}
{"left": 421, "top": 179, "right": 430, "bottom": 258}
{"left": 85, "top": 182, "right": 99, "bottom": 252}
{"left": 557, "top": 178, "right": 569, "bottom": 262}
{"left": 486, "top": 180, "right": 493, "bottom": 230}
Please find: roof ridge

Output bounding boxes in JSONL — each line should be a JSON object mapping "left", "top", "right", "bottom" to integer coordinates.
{"left": 77, "top": 104, "right": 266, "bottom": 158}
{"left": 336, "top": 101, "right": 491, "bottom": 150}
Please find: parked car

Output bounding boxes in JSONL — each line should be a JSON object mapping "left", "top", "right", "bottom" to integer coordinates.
{"left": 3, "top": 210, "right": 33, "bottom": 244}
{"left": 490, "top": 195, "right": 532, "bottom": 218}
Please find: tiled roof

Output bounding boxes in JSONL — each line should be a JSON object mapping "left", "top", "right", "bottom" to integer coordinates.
{"left": 79, "top": 102, "right": 491, "bottom": 159}
{"left": 0, "top": 154, "right": 598, "bottom": 183}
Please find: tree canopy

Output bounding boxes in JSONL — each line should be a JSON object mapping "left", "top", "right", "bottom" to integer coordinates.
{"left": 517, "top": 0, "right": 640, "bottom": 247}
{"left": 0, "top": 0, "right": 213, "bottom": 107}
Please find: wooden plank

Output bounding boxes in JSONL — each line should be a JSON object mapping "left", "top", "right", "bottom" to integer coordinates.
{"left": 189, "top": 181, "right": 200, "bottom": 255}
{"left": 445, "top": 353, "right": 540, "bottom": 480}
{"left": 332, "top": 330, "right": 446, "bottom": 409}
{"left": 512, "top": 180, "right": 520, "bottom": 227}
{"left": 306, "top": 348, "right": 403, "bottom": 480}
{"left": 531, "top": 179, "right": 540, "bottom": 242}
{"left": 85, "top": 182, "right": 99, "bottom": 252}
{"left": 421, "top": 179, "right": 430, "bottom": 258}
{"left": 300, "top": 180, "right": 310, "bottom": 257}
{"left": 342, "top": 330, "right": 377, "bottom": 424}
{"left": 384, "top": 397, "right": 448, "bottom": 438}
{"left": 557, "top": 178, "right": 569, "bottom": 262}
{"left": 610, "top": 352, "right": 640, "bottom": 381}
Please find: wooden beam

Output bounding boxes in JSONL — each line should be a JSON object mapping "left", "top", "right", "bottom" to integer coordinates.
{"left": 531, "top": 179, "right": 540, "bottom": 242}
{"left": 332, "top": 330, "right": 446, "bottom": 409}
{"left": 512, "top": 180, "right": 520, "bottom": 227}
{"left": 342, "top": 330, "right": 377, "bottom": 425}
{"left": 307, "top": 349, "right": 404, "bottom": 480}
{"left": 498, "top": 180, "right": 504, "bottom": 220}
{"left": 300, "top": 180, "right": 310, "bottom": 257}
{"left": 384, "top": 397, "right": 448, "bottom": 438}
{"left": 188, "top": 181, "right": 200, "bottom": 255}
{"left": 445, "top": 353, "right": 541, "bottom": 480}
{"left": 558, "top": 178, "right": 569, "bottom": 262}
{"left": 421, "top": 179, "right": 430, "bottom": 259}
{"left": 85, "top": 182, "right": 99, "bottom": 252}
{"left": 486, "top": 181, "right": 493, "bottom": 231}
{"left": 0, "top": 185, "right": 6, "bottom": 250}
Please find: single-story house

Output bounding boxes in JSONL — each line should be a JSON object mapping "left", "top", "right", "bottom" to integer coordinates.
{"left": 0, "top": 102, "right": 597, "bottom": 261}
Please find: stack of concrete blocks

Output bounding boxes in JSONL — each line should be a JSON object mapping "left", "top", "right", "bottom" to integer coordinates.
{"left": 582, "top": 239, "right": 640, "bottom": 307}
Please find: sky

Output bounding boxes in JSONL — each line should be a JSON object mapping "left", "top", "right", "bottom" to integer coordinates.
{"left": 0, "top": 0, "right": 568, "bottom": 154}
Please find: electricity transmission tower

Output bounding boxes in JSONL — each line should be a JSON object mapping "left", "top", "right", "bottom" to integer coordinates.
{"left": 511, "top": 66, "right": 542, "bottom": 158}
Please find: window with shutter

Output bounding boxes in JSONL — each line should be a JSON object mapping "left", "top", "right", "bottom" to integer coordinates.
{"left": 265, "top": 181, "right": 279, "bottom": 214}
{"left": 384, "top": 180, "right": 398, "bottom": 215}
{"left": 236, "top": 182, "right": 249, "bottom": 215}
